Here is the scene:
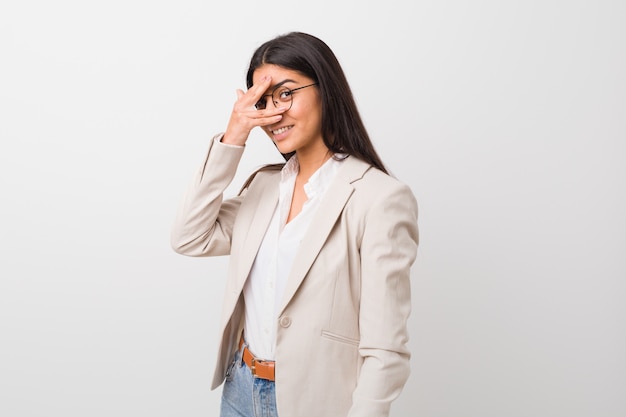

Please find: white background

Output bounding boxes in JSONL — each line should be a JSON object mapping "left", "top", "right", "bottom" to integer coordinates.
{"left": 1, "top": 1, "right": 624, "bottom": 416}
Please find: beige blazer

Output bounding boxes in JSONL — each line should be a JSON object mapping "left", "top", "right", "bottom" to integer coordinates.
{"left": 171, "top": 135, "right": 418, "bottom": 417}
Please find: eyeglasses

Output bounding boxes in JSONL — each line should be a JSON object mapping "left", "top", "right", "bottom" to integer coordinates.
{"left": 255, "top": 83, "right": 318, "bottom": 110}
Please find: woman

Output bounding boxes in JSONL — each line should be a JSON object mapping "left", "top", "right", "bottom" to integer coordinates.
{"left": 171, "top": 32, "right": 418, "bottom": 417}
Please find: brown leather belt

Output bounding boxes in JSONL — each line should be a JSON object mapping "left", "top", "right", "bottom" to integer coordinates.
{"left": 239, "top": 337, "right": 275, "bottom": 381}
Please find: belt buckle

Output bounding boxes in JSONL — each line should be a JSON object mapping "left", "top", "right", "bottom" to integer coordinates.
{"left": 250, "top": 356, "right": 261, "bottom": 378}
{"left": 250, "top": 357, "right": 256, "bottom": 376}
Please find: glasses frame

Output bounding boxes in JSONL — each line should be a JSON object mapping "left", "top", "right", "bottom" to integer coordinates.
{"left": 255, "top": 82, "right": 318, "bottom": 110}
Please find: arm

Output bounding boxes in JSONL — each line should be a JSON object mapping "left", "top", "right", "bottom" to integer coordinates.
{"left": 170, "top": 134, "right": 246, "bottom": 257}
{"left": 171, "top": 75, "right": 286, "bottom": 256}
{"left": 348, "top": 182, "right": 419, "bottom": 417}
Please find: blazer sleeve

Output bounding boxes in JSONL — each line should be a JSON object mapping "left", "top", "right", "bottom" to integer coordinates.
{"left": 348, "top": 181, "right": 419, "bottom": 417}
{"left": 170, "top": 133, "right": 246, "bottom": 257}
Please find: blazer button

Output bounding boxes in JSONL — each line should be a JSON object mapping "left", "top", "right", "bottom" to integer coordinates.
{"left": 279, "top": 316, "right": 291, "bottom": 328}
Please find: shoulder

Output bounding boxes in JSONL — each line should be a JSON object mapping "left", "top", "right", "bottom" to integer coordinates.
{"left": 337, "top": 157, "right": 418, "bottom": 222}
{"left": 350, "top": 160, "right": 416, "bottom": 207}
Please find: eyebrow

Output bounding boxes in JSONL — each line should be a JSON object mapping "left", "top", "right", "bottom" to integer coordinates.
{"left": 262, "top": 79, "right": 297, "bottom": 96}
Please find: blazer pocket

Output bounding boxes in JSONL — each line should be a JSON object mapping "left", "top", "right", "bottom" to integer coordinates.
{"left": 321, "top": 330, "right": 360, "bottom": 347}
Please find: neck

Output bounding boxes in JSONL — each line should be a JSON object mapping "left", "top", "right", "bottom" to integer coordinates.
{"left": 296, "top": 149, "right": 332, "bottom": 180}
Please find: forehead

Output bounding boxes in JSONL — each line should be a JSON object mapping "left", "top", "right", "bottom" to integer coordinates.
{"left": 252, "top": 64, "right": 309, "bottom": 86}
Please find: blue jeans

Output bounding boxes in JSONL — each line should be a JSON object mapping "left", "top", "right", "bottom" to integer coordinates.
{"left": 220, "top": 349, "right": 278, "bottom": 417}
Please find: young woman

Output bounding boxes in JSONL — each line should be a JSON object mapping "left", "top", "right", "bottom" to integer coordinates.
{"left": 171, "top": 31, "right": 418, "bottom": 417}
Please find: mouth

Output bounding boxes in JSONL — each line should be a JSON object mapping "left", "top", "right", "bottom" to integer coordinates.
{"left": 271, "top": 125, "right": 293, "bottom": 135}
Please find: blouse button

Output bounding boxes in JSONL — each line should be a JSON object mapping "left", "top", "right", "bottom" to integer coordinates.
{"left": 279, "top": 316, "right": 292, "bottom": 328}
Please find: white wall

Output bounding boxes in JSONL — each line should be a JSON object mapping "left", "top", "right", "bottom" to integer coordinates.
{"left": 1, "top": 1, "right": 624, "bottom": 416}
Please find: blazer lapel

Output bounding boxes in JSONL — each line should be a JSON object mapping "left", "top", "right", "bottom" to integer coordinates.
{"left": 234, "top": 171, "right": 280, "bottom": 291}
{"left": 277, "top": 156, "right": 371, "bottom": 315}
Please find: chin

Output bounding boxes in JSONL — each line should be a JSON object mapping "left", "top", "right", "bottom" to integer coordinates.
{"left": 273, "top": 141, "right": 296, "bottom": 156}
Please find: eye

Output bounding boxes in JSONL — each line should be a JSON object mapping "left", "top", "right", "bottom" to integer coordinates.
{"left": 277, "top": 88, "right": 292, "bottom": 101}
{"left": 255, "top": 98, "right": 267, "bottom": 110}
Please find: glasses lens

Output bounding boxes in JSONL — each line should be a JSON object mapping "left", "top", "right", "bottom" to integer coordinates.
{"left": 272, "top": 87, "right": 293, "bottom": 110}
{"left": 255, "top": 97, "right": 267, "bottom": 110}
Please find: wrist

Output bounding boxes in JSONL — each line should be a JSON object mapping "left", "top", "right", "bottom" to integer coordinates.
{"left": 221, "top": 131, "right": 247, "bottom": 146}
{"left": 218, "top": 132, "right": 246, "bottom": 148}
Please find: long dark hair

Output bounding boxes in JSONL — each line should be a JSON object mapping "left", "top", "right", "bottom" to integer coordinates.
{"left": 246, "top": 31, "right": 388, "bottom": 174}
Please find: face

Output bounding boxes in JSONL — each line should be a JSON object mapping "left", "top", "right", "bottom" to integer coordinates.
{"left": 252, "top": 64, "right": 326, "bottom": 157}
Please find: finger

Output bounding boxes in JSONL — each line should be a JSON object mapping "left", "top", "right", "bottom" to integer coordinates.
{"left": 244, "top": 76, "right": 273, "bottom": 103}
{"left": 256, "top": 114, "right": 283, "bottom": 126}
{"left": 257, "top": 106, "right": 288, "bottom": 116}
{"left": 238, "top": 106, "right": 287, "bottom": 122}
{"left": 250, "top": 75, "right": 273, "bottom": 91}
{"left": 238, "top": 105, "right": 285, "bottom": 121}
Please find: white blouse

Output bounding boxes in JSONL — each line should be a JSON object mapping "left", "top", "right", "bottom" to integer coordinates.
{"left": 242, "top": 154, "right": 343, "bottom": 360}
